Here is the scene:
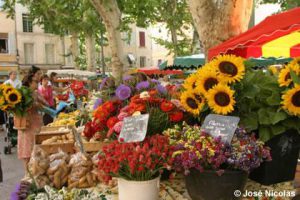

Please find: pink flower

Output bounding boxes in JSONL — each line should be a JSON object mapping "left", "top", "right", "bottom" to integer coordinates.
{"left": 118, "top": 112, "right": 129, "bottom": 121}
{"left": 113, "top": 121, "right": 123, "bottom": 133}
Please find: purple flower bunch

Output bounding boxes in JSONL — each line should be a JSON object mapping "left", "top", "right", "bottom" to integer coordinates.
{"left": 116, "top": 84, "right": 132, "bottom": 100}
{"left": 228, "top": 128, "right": 272, "bottom": 172}
{"left": 171, "top": 127, "right": 271, "bottom": 175}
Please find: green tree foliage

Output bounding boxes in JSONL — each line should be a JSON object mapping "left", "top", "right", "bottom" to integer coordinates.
{"left": 258, "top": 0, "right": 300, "bottom": 10}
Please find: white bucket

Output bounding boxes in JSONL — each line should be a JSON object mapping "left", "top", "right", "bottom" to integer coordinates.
{"left": 118, "top": 176, "right": 160, "bottom": 200}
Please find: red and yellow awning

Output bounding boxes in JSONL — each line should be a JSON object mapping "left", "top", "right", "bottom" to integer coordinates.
{"left": 208, "top": 7, "right": 300, "bottom": 59}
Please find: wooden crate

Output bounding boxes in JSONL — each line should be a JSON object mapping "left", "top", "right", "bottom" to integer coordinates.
{"left": 40, "top": 126, "right": 70, "bottom": 134}
{"left": 35, "top": 143, "right": 75, "bottom": 154}
{"left": 75, "top": 142, "right": 107, "bottom": 152}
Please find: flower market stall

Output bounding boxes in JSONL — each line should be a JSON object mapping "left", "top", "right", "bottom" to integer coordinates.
{"left": 7, "top": 56, "right": 300, "bottom": 200}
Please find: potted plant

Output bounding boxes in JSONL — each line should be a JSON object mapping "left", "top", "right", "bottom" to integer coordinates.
{"left": 164, "top": 123, "right": 271, "bottom": 200}
{"left": 180, "top": 54, "right": 300, "bottom": 184}
{"left": 98, "top": 135, "right": 174, "bottom": 200}
{"left": 0, "top": 85, "right": 33, "bottom": 130}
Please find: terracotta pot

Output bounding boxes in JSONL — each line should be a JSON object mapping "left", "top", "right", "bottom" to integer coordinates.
{"left": 13, "top": 116, "right": 28, "bottom": 130}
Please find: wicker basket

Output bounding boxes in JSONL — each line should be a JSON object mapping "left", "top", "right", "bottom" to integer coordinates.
{"left": 13, "top": 116, "right": 28, "bottom": 130}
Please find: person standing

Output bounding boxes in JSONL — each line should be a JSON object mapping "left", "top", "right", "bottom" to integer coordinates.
{"left": 38, "top": 75, "right": 55, "bottom": 125}
{"left": 29, "top": 65, "right": 43, "bottom": 82}
{"left": 18, "top": 75, "right": 45, "bottom": 179}
{"left": 4, "top": 71, "right": 21, "bottom": 89}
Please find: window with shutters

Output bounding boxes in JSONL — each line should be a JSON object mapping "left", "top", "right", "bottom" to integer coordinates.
{"left": 0, "top": 33, "right": 8, "bottom": 54}
{"left": 139, "top": 31, "right": 145, "bottom": 47}
{"left": 45, "top": 44, "right": 55, "bottom": 64}
{"left": 140, "top": 56, "right": 146, "bottom": 68}
{"left": 24, "top": 43, "right": 34, "bottom": 64}
{"left": 22, "top": 14, "right": 33, "bottom": 32}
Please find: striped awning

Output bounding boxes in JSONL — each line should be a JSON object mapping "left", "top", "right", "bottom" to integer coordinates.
{"left": 208, "top": 7, "right": 300, "bottom": 59}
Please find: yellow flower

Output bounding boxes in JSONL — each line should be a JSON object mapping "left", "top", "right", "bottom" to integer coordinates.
{"left": 4, "top": 89, "right": 22, "bottom": 105}
{"left": 206, "top": 84, "right": 235, "bottom": 115}
{"left": 282, "top": 85, "right": 300, "bottom": 116}
{"left": 211, "top": 54, "right": 245, "bottom": 83}
{"left": 180, "top": 90, "right": 205, "bottom": 116}
{"left": 2, "top": 84, "right": 14, "bottom": 95}
{"left": 268, "top": 65, "right": 279, "bottom": 75}
{"left": 289, "top": 57, "right": 300, "bottom": 68}
{"left": 183, "top": 73, "right": 198, "bottom": 90}
{"left": 0, "top": 104, "right": 9, "bottom": 111}
{"left": 0, "top": 96, "right": 4, "bottom": 105}
{"left": 196, "top": 69, "right": 222, "bottom": 95}
{"left": 277, "top": 63, "right": 300, "bottom": 87}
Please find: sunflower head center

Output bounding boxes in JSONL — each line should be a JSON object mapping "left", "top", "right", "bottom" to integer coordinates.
{"left": 9, "top": 93, "right": 18, "bottom": 102}
{"left": 186, "top": 97, "right": 198, "bottom": 109}
{"left": 297, "top": 61, "right": 300, "bottom": 65}
{"left": 204, "top": 78, "right": 219, "bottom": 91}
{"left": 292, "top": 91, "right": 300, "bottom": 107}
{"left": 194, "top": 94, "right": 202, "bottom": 103}
{"left": 214, "top": 92, "right": 230, "bottom": 107}
{"left": 192, "top": 81, "right": 196, "bottom": 89}
{"left": 285, "top": 73, "right": 291, "bottom": 81}
{"left": 219, "top": 61, "right": 238, "bottom": 76}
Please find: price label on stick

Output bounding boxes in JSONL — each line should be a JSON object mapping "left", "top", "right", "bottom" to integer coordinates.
{"left": 119, "top": 114, "right": 149, "bottom": 143}
{"left": 71, "top": 126, "right": 85, "bottom": 153}
{"left": 201, "top": 114, "right": 240, "bottom": 143}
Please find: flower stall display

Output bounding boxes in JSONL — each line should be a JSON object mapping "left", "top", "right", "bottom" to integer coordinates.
{"left": 98, "top": 135, "right": 174, "bottom": 200}
{"left": 164, "top": 123, "right": 271, "bottom": 200}
{"left": 0, "top": 84, "right": 33, "bottom": 129}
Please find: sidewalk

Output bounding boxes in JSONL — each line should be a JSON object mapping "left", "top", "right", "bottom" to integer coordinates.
{"left": 0, "top": 130, "right": 24, "bottom": 200}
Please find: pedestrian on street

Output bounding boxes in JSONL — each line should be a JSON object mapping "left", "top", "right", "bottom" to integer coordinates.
{"left": 4, "top": 71, "right": 22, "bottom": 89}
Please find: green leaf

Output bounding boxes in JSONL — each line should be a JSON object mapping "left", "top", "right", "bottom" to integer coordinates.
{"left": 271, "top": 111, "right": 288, "bottom": 125}
{"left": 290, "top": 70, "right": 300, "bottom": 85}
{"left": 270, "top": 124, "right": 286, "bottom": 136}
{"left": 240, "top": 113, "right": 258, "bottom": 131}
{"left": 266, "top": 92, "right": 281, "bottom": 106}
{"left": 258, "top": 108, "right": 272, "bottom": 125}
{"left": 259, "top": 126, "right": 272, "bottom": 142}
{"left": 240, "top": 84, "right": 260, "bottom": 99}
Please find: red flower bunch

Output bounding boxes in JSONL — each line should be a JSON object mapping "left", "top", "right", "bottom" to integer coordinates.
{"left": 83, "top": 100, "right": 122, "bottom": 140}
{"left": 98, "top": 135, "right": 174, "bottom": 182}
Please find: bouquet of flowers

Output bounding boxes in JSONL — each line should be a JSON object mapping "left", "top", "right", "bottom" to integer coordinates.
{"left": 165, "top": 124, "right": 271, "bottom": 175}
{"left": 180, "top": 54, "right": 300, "bottom": 142}
{"left": 0, "top": 84, "right": 33, "bottom": 116}
{"left": 98, "top": 135, "right": 174, "bottom": 182}
{"left": 83, "top": 100, "right": 123, "bottom": 140}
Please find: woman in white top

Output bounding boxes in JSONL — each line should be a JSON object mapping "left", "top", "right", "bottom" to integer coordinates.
{"left": 4, "top": 71, "right": 22, "bottom": 89}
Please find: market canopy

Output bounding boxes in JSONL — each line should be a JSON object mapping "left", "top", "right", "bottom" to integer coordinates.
{"left": 208, "top": 7, "right": 300, "bottom": 60}
{"left": 138, "top": 67, "right": 183, "bottom": 75}
{"left": 159, "top": 54, "right": 205, "bottom": 70}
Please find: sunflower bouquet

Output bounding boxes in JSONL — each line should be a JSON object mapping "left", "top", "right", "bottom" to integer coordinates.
{"left": 180, "top": 54, "right": 300, "bottom": 142}
{"left": 277, "top": 57, "right": 300, "bottom": 116}
{"left": 0, "top": 84, "right": 33, "bottom": 116}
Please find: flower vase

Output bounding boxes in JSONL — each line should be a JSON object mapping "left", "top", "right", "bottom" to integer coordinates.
{"left": 118, "top": 176, "right": 160, "bottom": 200}
{"left": 13, "top": 116, "right": 28, "bottom": 130}
{"left": 185, "top": 169, "right": 248, "bottom": 200}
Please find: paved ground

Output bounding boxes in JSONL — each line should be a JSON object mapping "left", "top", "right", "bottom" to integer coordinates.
{"left": 0, "top": 129, "right": 24, "bottom": 200}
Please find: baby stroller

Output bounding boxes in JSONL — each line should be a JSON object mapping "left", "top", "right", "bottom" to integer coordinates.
{"left": 3, "top": 113, "right": 18, "bottom": 154}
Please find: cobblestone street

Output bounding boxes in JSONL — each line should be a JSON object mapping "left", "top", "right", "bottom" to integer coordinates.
{"left": 0, "top": 130, "right": 24, "bottom": 200}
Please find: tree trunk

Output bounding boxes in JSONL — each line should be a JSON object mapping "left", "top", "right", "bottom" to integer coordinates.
{"left": 90, "top": 0, "right": 124, "bottom": 80}
{"left": 190, "top": 26, "right": 200, "bottom": 54}
{"left": 170, "top": 27, "right": 178, "bottom": 57}
{"left": 85, "top": 34, "right": 96, "bottom": 71}
{"left": 70, "top": 32, "right": 79, "bottom": 69}
{"left": 187, "top": 0, "right": 253, "bottom": 59}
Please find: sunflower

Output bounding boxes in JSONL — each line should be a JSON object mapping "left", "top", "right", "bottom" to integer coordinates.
{"left": 2, "top": 84, "right": 14, "bottom": 95}
{"left": 183, "top": 74, "right": 198, "bottom": 90}
{"left": 277, "top": 63, "right": 300, "bottom": 87}
{"left": 282, "top": 85, "right": 300, "bottom": 116}
{"left": 211, "top": 54, "right": 245, "bottom": 83}
{"left": 196, "top": 70, "right": 222, "bottom": 95}
{"left": 289, "top": 57, "right": 300, "bottom": 68}
{"left": 5, "top": 90, "right": 22, "bottom": 105}
{"left": 206, "top": 84, "right": 235, "bottom": 115}
{"left": 0, "top": 104, "right": 9, "bottom": 111}
{"left": 0, "top": 96, "right": 4, "bottom": 105}
{"left": 180, "top": 91, "right": 205, "bottom": 115}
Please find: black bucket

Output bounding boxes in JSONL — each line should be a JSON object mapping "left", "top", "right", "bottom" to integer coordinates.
{"left": 250, "top": 130, "right": 300, "bottom": 185}
{"left": 185, "top": 169, "right": 248, "bottom": 200}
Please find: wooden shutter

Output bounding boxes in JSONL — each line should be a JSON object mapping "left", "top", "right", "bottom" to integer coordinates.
{"left": 139, "top": 31, "right": 145, "bottom": 47}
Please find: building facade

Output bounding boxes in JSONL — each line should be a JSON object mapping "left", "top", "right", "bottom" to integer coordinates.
{"left": 0, "top": 0, "right": 18, "bottom": 82}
